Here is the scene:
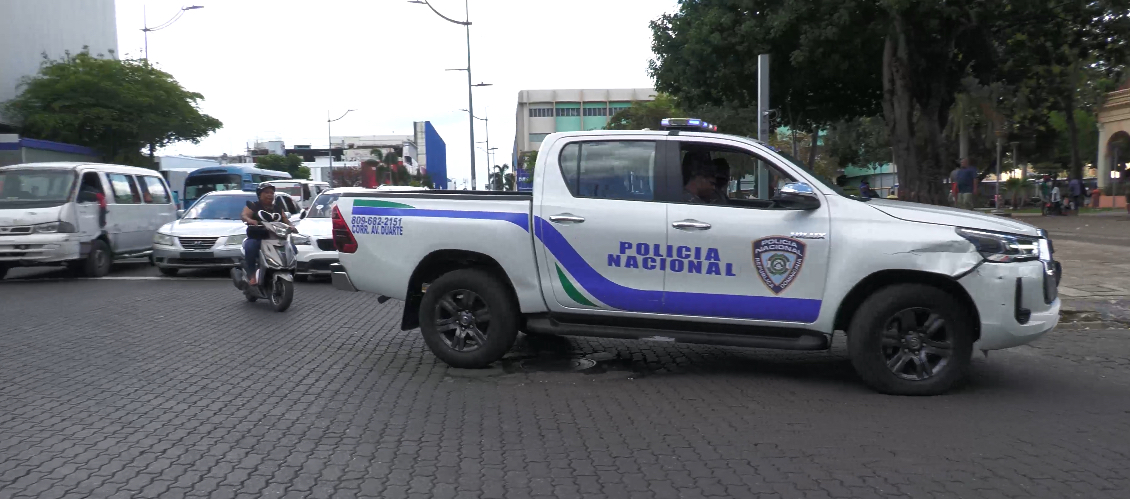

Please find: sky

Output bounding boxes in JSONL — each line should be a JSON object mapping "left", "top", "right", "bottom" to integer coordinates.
{"left": 114, "top": 0, "right": 680, "bottom": 187}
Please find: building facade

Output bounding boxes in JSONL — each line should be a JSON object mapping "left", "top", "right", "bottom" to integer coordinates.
{"left": 512, "top": 88, "right": 657, "bottom": 164}
{"left": 414, "top": 121, "right": 447, "bottom": 189}
{"left": 0, "top": 0, "right": 118, "bottom": 127}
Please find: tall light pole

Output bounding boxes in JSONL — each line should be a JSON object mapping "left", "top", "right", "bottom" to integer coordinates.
{"left": 142, "top": 5, "right": 203, "bottom": 61}
{"left": 463, "top": 109, "right": 493, "bottom": 180}
{"left": 410, "top": 0, "right": 485, "bottom": 189}
{"left": 328, "top": 110, "right": 355, "bottom": 187}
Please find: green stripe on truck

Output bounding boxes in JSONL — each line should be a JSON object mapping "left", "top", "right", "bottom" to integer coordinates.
{"left": 556, "top": 263, "right": 596, "bottom": 307}
{"left": 353, "top": 199, "right": 415, "bottom": 209}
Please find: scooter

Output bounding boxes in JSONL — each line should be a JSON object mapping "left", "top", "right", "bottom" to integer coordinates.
{"left": 230, "top": 211, "right": 302, "bottom": 312}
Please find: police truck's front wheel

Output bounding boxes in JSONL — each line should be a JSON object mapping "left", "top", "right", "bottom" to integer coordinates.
{"left": 419, "top": 269, "right": 519, "bottom": 369}
{"left": 848, "top": 284, "right": 974, "bottom": 396}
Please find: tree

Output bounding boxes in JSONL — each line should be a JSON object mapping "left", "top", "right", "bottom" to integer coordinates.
{"left": 257, "top": 153, "right": 306, "bottom": 178}
{"left": 3, "top": 48, "right": 221, "bottom": 165}
{"left": 606, "top": 94, "right": 684, "bottom": 130}
{"left": 996, "top": 1, "right": 1129, "bottom": 180}
{"left": 331, "top": 167, "right": 363, "bottom": 187}
{"left": 489, "top": 165, "right": 514, "bottom": 191}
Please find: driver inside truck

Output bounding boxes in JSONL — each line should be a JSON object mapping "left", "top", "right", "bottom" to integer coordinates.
{"left": 682, "top": 152, "right": 728, "bottom": 205}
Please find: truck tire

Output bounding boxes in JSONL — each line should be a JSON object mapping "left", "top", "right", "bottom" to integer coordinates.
{"left": 847, "top": 284, "right": 974, "bottom": 396}
{"left": 83, "top": 240, "right": 112, "bottom": 278}
{"left": 419, "top": 269, "right": 519, "bottom": 369}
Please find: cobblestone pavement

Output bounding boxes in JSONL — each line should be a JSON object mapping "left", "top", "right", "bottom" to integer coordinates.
{"left": 2, "top": 280, "right": 1130, "bottom": 499}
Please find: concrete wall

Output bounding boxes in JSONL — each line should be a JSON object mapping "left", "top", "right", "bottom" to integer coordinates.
{"left": 0, "top": 0, "right": 118, "bottom": 125}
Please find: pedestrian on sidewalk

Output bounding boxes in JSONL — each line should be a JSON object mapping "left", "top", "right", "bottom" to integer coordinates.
{"left": 1068, "top": 176, "right": 1084, "bottom": 214}
{"left": 956, "top": 159, "right": 978, "bottom": 209}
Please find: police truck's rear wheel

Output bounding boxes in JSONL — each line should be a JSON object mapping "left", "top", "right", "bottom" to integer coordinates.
{"left": 848, "top": 284, "right": 973, "bottom": 396}
{"left": 419, "top": 269, "right": 519, "bottom": 369}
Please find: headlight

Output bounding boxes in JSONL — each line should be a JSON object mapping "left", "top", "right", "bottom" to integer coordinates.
{"left": 292, "top": 234, "right": 312, "bottom": 245}
{"left": 956, "top": 228, "right": 1040, "bottom": 263}
{"left": 225, "top": 234, "right": 247, "bottom": 246}
{"left": 34, "top": 222, "right": 75, "bottom": 234}
{"left": 153, "top": 232, "right": 175, "bottom": 246}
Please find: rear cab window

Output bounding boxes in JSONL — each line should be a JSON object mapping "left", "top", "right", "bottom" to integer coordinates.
{"left": 558, "top": 141, "right": 659, "bottom": 201}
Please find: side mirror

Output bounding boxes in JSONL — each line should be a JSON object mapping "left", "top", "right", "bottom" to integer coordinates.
{"left": 176, "top": 209, "right": 185, "bottom": 219}
{"left": 773, "top": 182, "right": 821, "bottom": 210}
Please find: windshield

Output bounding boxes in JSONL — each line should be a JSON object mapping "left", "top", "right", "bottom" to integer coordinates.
{"left": 271, "top": 183, "right": 303, "bottom": 198}
{"left": 0, "top": 169, "right": 77, "bottom": 208}
{"left": 305, "top": 192, "right": 340, "bottom": 218}
{"left": 772, "top": 150, "right": 848, "bottom": 196}
{"left": 185, "top": 174, "right": 243, "bottom": 202}
{"left": 183, "top": 194, "right": 254, "bottom": 220}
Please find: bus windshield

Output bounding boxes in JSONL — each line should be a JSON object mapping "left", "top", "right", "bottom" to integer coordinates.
{"left": 0, "top": 169, "right": 76, "bottom": 208}
{"left": 184, "top": 174, "right": 242, "bottom": 202}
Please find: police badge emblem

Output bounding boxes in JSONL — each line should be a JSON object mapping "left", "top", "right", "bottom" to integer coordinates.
{"left": 752, "top": 237, "right": 807, "bottom": 294}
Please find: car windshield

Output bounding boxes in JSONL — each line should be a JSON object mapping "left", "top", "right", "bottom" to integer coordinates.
{"left": 0, "top": 169, "right": 76, "bottom": 208}
{"left": 184, "top": 174, "right": 243, "bottom": 201}
{"left": 770, "top": 150, "right": 849, "bottom": 197}
{"left": 270, "top": 183, "right": 303, "bottom": 198}
{"left": 183, "top": 194, "right": 254, "bottom": 220}
{"left": 305, "top": 193, "right": 340, "bottom": 218}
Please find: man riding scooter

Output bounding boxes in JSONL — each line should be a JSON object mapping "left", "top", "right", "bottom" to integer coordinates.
{"left": 240, "top": 183, "right": 297, "bottom": 286}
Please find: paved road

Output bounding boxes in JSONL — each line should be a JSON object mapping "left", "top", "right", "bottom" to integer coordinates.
{"left": 2, "top": 279, "right": 1129, "bottom": 499}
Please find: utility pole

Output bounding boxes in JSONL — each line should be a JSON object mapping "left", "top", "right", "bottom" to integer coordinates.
{"left": 757, "top": 54, "right": 771, "bottom": 199}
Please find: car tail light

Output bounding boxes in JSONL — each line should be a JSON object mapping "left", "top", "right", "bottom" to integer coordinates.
{"left": 331, "top": 205, "right": 358, "bottom": 253}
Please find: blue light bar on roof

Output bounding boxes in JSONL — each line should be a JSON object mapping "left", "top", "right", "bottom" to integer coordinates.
{"left": 660, "top": 118, "right": 719, "bottom": 132}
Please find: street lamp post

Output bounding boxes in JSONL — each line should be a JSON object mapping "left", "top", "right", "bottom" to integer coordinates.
{"left": 142, "top": 5, "right": 204, "bottom": 61}
{"left": 462, "top": 110, "right": 494, "bottom": 182}
{"left": 410, "top": 0, "right": 487, "bottom": 190}
{"left": 328, "top": 110, "right": 355, "bottom": 187}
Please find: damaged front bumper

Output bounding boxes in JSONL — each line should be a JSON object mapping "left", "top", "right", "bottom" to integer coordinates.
{"left": 960, "top": 258, "right": 1060, "bottom": 351}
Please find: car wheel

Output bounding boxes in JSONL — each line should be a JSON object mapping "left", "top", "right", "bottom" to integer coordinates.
{"left": 419, "top": 269, "right": 519, "bottom": 369}
{"left": 848, "top": 284, "right": 974, "bottom": 396}
{"left": 295, "top": 274, "right": 309, "bottom": 282}
{"left": 158, "top": 267, "right": 178, "bottom": 277}
{"left": 83, "top": 240, "right": 112, "bottom": 278}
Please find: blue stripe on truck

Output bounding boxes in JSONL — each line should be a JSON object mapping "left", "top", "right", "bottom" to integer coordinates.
{"left": 349, "top": 205, "right": 820, "bottom": 323}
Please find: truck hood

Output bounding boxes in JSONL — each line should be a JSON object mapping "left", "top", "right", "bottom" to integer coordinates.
{"left": 295, "top": 217, "right": 332, "bottom": 238}
{"left": 0, "top": 206, "right": 63, "bottom": 227}
{"left": 160, "top": 219, "right": 246, "bottom": 237}
{"left": 865, "top": 199, "right": 1041, "bottom": 237}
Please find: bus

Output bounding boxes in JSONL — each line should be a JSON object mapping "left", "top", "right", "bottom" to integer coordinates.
{"left": 182, "top": 164, "right": 292, "bottom": 208}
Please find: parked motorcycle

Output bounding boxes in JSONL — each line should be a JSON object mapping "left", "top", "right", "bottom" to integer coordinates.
{"left": 230, "top": 210, "right": 304, "bottom": 311}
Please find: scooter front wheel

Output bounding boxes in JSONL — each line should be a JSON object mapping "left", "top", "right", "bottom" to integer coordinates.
{"left": 271, "top": 278, "right": 294, "bottom": 312}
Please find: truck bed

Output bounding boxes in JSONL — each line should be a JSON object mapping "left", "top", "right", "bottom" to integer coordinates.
{"left": 335, "top": 190, "right": 545, "bottom": 313}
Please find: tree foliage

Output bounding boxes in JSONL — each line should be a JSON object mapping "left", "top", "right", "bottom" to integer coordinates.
{"left": 2, "top": 49, "right": 222, "bottom": 165}
{"left": 606, "top": 94, "right": 684, "bottom": 130}
{"left": 649, "top": 0, "right": 1129, "bottom": 204}
{"left": 257, "top": 153, "right": 306, "bottom": 178}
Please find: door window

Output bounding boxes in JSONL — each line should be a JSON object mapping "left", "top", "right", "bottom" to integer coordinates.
{"left": 674, "top": 142, "right": 795, "bottom": 209}
{"left": 77, "top": 172, "right": 105, "bottom": 203}
{"left": 139, "top": 176, "right": 171, "bottom": 204}
{"left": 558, "top": 141, "right": 657, "bottom": 201}
{"left": 107, "top": 174, "right": 141, "bottom": 204}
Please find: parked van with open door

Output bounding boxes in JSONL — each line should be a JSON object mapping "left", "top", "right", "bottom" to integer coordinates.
{"left": 0, "top": 162, "right": 177, "bottom": 279}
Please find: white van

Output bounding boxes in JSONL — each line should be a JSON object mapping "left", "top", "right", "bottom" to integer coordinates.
{"left": 0, "top": 162, "right": 177, "bottom": 279}
{"left": 266, "top": 180, "right": 330, "bottom": 212}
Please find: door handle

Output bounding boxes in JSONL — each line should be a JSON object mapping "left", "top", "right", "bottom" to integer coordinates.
{"left": 548, "top": 214, "right": 585, "bottom": 224}
{"left": 672, "top": 220, "right": 711, "bottom": 230}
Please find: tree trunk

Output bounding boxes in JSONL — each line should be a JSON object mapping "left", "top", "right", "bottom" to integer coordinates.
{"left": 1064, "top": 98, "right": 1083, "bottom": 180}
{"left": 882, "top": 18, "right": 918, "bottom": 202}
{"left": 791, "top": 127, "right": 799, "bottom": 158}
{"left": 807, "top": 126, "right": 819, "bottom": 169}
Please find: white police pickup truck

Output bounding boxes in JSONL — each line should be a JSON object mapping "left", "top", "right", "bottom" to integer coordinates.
{"left": 328, "top": 120, "right": 1061, "bottom": 395}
